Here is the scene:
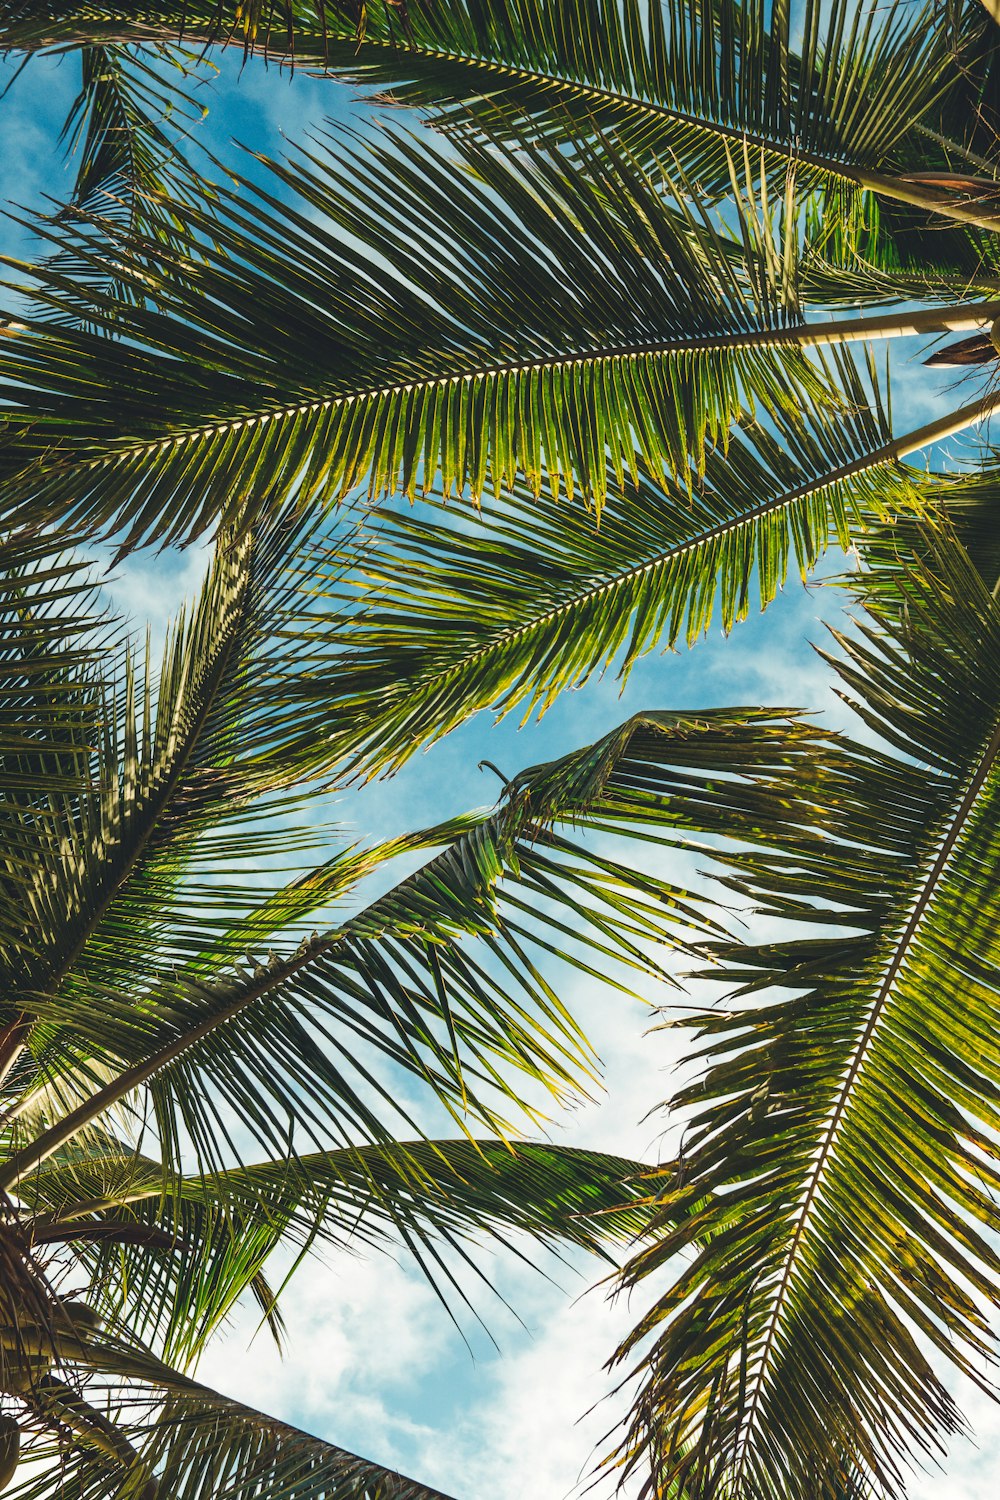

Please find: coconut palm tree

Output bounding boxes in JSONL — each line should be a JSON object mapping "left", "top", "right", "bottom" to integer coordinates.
{"left": 5, "top": 1, "right": 1000, "bottom": 1497}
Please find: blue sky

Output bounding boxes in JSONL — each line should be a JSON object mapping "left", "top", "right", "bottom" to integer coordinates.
{"left": 2, "top": 33, "right": 998, "bottom": 1500}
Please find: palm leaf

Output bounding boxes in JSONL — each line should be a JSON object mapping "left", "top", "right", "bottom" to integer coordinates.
{"left": 28, "top": 41, "right": 219, "bottom": 320}
{"left": 0, "top": 116, "right": 859, "bottom": 546}
{"left": 596, "top": 528, "right": 1000, "bottom": 1497}
{"left": 20, "top": 1135, "right": 653, "bottom": 1362}
{"left": 796, "top": 4, "right": 1000, "bottom": 309}
{"left": 0, "top": 703, "right": 712, "bottom": 1191}
{"left": 0, "top": 2, "right": 985, "bottom": 224}
{"left": 8, "top": 1333, "right": 458, "bottom": 1499}
{"left": 800, "top": 175, "right": 1000, "bottom": 314}
{"left": 0, "top": 533, "right": 114, "bottom": 989}
{"left": 58, "top": 44, "right": 207, "bottom": 226}
{"left": 0, "top": 511, "right": 374, "bottom": 1109}
{"left": 0, "top": 531, "right": 103, "bottom": 784}
{"left": 323, "top": 361, "right": 974, "bottom": 779}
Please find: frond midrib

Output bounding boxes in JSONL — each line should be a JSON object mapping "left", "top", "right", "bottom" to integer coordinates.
{"left": 731, "top": 705, "right": 1000, "bottom": 1487}
{"left": 20, "top": 327, "right": 807, "bottom": 477}
{"left": 338, "top": 35, "right": 861, "bottom": 181}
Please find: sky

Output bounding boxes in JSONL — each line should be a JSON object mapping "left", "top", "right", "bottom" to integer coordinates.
{"left": 1, "top": 29, "right": 999, "bottom": 1500}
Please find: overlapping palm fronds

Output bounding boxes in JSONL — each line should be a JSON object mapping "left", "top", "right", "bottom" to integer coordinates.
{"left": 7, "top": 1331, "right": 464, "bottom": 1499}
{"left": 7, "top": 114, "right": 1000, "bottom": 555}
{"left": 0, "top": 116, "right": 855, "bottom": 546}
{"left": 0, "top": 513, "right": 717, "bottom": 1491}
{"left": 0, "top": 510, "right": 709, "bottom": 1184}
{"left": 18, "top": 1134, "right": 656, "bottom": 1364}
{"left": 57, "top": 44, "right": 206, "bottom": 224}
{"left": 1, "top": 3, "right": 991, "bottom": 222}
{"left": 7, "top": 4, "right": 1000, "bottom": 1497}
{"left": 321, "top": 366, "right": 1000, "bottom": 778}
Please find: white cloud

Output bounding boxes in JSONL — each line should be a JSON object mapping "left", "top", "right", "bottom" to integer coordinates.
{"left": 441, "top": 1279, "right": 642, "bottom": 1500}
{"left": 103, "top": 543, "right": 212, "bottom": 656}
{"left": 191, "top": 963, "right": 690, "bottom": 1499}
{"left": 196, "top": 1220, "right": 650, "bottom": 1500}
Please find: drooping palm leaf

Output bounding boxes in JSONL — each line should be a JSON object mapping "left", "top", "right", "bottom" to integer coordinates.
{"left": 58, "top": 44, "right": 207, "bottom": 226}
{"left": 8, "top": 1331, "right": 460, "bottom": 1500}
{"left": 791, "top": 5, "right": 1000, "bottom": 305}
{"left": 587, "top": 529, "right": 1000, "bottom": 1498}
{"left": 800, "top": 181, "right": 1000, "bottom": 318}
{"left": 0, "top": 510, "right": 377, "bottom": 1109}
{"left": 27, "top": 40, "right": 220, "bottom": 321}
{"left": 0, "top": 534, "right": 116, "bottom": 1006}
{"left": 0, "top": 530, "right": 103, "bottom": 788}
{"left": 20, "top": 1135, "right": 654, "bottom": 1362}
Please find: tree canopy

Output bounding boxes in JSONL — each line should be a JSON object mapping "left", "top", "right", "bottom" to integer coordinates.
{"left": 4, "top": 3, "right": 1000, "bottom": 1498}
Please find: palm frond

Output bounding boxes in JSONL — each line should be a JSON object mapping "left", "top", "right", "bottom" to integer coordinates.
{"left": 0, "top": 2, "right": 977, "bottom": 214}
{"left": 59, "top": 44, "right": 207, "bottom": 225}
{"left": 20, "top": 1135, "right": 653, "bottom": 1362}
{"left": 323, "top": 358, "right": 955, "bottom": 779}
{"left": 0, "top": 511, "right": 370, "bottom": 1100}
{"left": 598, "top": 528, "right": 1000, "bottom": 1498}
{"left": 0, "top": 531, "right": 103, "bottom": 777}
{"left": 0, "top": 706, "right": 713, "bottom": 1191}
{"left": 800, "top": 176, "right": 1000, "bottom": 314}
{"left": 0, "top": 0, "right": 360, "bottom": 60}
{"left": 859, "top": 457, "right": 1000, "bottom": 590}
{"left": 0, "top": 533, "right": 112, "bottom": 972}
{"left": 0, "top": 119, "right": 865, "bottom": 546}
{"left": 8, "top": 1333, "right": 459, "bottom": 1500}
{"left": 28, "top": 41, "right": 219, "bottom": 318}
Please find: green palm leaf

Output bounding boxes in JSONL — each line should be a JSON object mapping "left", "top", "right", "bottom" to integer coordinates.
{"left": 0, "top": 2, "right": 984, "bottom": 224}
{"left": 0, "top": 531, "right": 103, "bottom": 786}
{"left": 0, "top": 533, "right": 114, "bottom": 984}
{"left": 20, "top": 1135, "right": 653, "bottom": 1362}
{"left": 588, "top": 529, "right": 1000, "bottom": 1497}
{"left": 58, "top": 44, "right": 205, "bottom": 224}
{"left": 0, "top": 117, "right": 877, "bottom": 546}
{"left": 0, "top": 789, "right": 700, "bottom": 1187}
{"left": 800, "top": 179, "right": 1000, "bottom": 313}
{"left": 0, "top": 511, "right": 373, "bottom": 1107}
{"left": 7, "top": 1333, "right": 459, "bottom": 1499}
{"left": 324, "top": 363, "right": 982, "bottom": 778}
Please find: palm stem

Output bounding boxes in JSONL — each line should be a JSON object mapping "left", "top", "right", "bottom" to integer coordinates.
{"left": 0, "top": 1020, "right": 26, "bottom": 1091}
{"left": 774, "top": 303, "right": 1000, "bottom": 346}
{"left": 855, "top": 169, "right": 1000, "bottom": 232}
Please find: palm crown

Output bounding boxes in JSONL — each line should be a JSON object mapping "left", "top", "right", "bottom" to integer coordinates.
{"left": 3, "top": 1, "right": 1000, "bottom": 1498}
